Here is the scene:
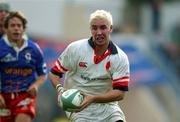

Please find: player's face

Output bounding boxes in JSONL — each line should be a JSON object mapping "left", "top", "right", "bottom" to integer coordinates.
{"left": 0, "top": 10, "right": 9, "bottom": 34}
{"left": 5, "top": 17, "right": 25, "bottom": 43}
{"left": 90, "top": 19, "right": 112, "bottom": 47}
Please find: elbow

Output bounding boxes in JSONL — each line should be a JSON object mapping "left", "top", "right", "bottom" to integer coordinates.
{"left": 39, "top": 75, "right": 47, "bottom": 82}
{"left": 116, "top": 91, "right": 125, "bottom": 101}
{"left": 117, "top": 95, "right": 124, "bottom": 101}
{"left": 48, "top": 72, "right": 52, "bottom": 79}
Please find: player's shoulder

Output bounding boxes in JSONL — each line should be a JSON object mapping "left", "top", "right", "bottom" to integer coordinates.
{"left": 116, "top": 44, "right": 128, "bottom": 56}
{"left": 26, "top": 36, "right": 41, "bottom": 49}
{"left": 69, "top": 38, "right": 88, "bottom": 46}
{"left": 0, "top": 38, "right": 6, "bottom": 56}
{"left": 110, "top": 42, "right": 127, "bottom": 56}
{"left": 0, "top": 37, "right": 5, "bottom": 45}
{"left": 111, "top": 42, "right": 129, "bottom": 61}
{"left": 25, "top": 36, "right": 43, "bottom": 55}
{"left": 27, "top": 37, "right": 37, "bottom": 46}
{"left": 67, "top": 38, "right": 89, "bottom": 50}
{"left": 0, "top": 37, "right": 9, "bottom": 50}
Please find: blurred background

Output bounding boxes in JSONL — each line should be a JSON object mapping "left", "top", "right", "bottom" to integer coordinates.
{"left": 4, "top": 0, "right": 180, "bottom": 122}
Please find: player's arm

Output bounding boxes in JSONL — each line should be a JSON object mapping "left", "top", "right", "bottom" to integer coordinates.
{"left": 49, "top": 70, "right": 64, "bottom": 107}
{"left": 80, "top": 52, "right": 130, "bottom": 110}
{"left": 90, "top": 89, "right": 125, "bottom": 102}
{"left": 34, "top": 75, "right": 47, "bottom": 87}
{"left": 49, "top": 44, "right": 75, "bottom": 93}
{"left": 91, "top": 53, "right": 129, "bottom": 103}
{"left": 27, "top": 75, "right": 47, "bottom": 96}
{"left": 79, "top": 89, "right": 126, "bottom": 111}
{"left": 27, "top": 44, "right": 47, "bottom": 96}
{"left": 48, "top": 71, "right": 64, "bottom": 93}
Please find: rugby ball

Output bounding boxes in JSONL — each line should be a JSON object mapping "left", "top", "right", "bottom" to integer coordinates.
{"left": 59, "top": 89, "right": 84, "bottom": 112}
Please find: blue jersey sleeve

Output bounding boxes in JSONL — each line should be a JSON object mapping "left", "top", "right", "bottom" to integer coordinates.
{"left": 34, "top": 43, "right": 47, "bottom": 76}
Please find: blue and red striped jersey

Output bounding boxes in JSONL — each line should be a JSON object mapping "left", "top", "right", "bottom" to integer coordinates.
{"left": 0, "top": 35, "right": 47, "bottom": 93}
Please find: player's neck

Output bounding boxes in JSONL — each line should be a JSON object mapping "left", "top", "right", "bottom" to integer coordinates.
{"left": 95, "top": 42, "right": 109, "bottom": 57}
{"left": 9, "top": 38, "right": 24, "bottom": 48}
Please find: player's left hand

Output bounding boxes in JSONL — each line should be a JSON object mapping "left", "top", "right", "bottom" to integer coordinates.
{"left": 78, "top": 93, "right": 94, "bottom": 112}
{"left": 27, "top": 84, "right": 38, "bottom": 96}
{"left": 0, "top": 94, "right": 6, "bottom": 108}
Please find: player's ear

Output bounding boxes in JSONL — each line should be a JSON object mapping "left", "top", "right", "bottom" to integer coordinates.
{"left": 110, "top": 25, "right": 112, "bottom": 29}
{"left": 110, "top": 25, "right": 113, "bottom": 32}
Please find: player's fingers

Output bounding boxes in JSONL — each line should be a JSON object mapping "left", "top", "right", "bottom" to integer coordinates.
{"left": 27, "top": 84, "right": 38, "bottom": 96}
{"left": 80, "top": 92, "right": 85, "bottom": 96}
{"left": 27, "top": 87, "right": 37, "bottom": 96}
{"left": 0, "top": 97, "right": 6, "bottom": 108}
{"left": 79, "top": 103, "right": 88, "bottom": 111}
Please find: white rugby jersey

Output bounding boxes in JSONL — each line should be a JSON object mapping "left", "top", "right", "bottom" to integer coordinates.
{"left": 51, "top": 37, "right": 130, "bottom": 95}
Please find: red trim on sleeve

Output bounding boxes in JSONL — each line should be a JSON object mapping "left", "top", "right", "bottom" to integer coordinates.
{"left": 52, "top": 65, "right": 63, "bottom": 73}
{"left": 113, "top": 76, "right": 129, "bottom": 82}
{"left": 113, "top": 81, "right": 129, "bottom": 87}
{"left": 56, "top": 60, "right": 68, "bottom": 72}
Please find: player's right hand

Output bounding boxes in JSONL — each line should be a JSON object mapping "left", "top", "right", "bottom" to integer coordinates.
{"left": 55, "top": 84, "right": 66, "bottom": 107}
{"left": 0, "top": 94, "right": 6, "bottom": 108}
{"left": 57, "top": 89, "right": 67, "bottom": 108}
{"left": 57, "top": 93, "right": 62, "bottom": 107}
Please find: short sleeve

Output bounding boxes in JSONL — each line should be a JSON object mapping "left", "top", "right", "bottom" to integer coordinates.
{"left": 50, "top": 43, "right": 77, "bottom": 77}
{"left": 110, "top": 52, "right": 130, "bottom": 91}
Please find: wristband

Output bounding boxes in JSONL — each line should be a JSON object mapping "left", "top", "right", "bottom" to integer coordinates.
{"left": 56, "top": 84, "right": 64, "bottom": 94}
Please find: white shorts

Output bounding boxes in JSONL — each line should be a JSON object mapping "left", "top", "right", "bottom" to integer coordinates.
{"left": 65, "top": 102, "right": 126, "bottom": 122}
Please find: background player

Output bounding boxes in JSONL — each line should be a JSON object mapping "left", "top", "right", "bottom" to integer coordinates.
{"left": 0, "top": 11, "right": 47, "bottom": 122}
{"left": 0, "top": 1, "right": 10, "bottom": 38}
{"left": 49, "top": 10, "right": 130, "bottom": 122}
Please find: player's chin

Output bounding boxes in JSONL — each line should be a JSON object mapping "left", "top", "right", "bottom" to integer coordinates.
{"left": 94, "top": 40, "right": 106, "bottom": 46}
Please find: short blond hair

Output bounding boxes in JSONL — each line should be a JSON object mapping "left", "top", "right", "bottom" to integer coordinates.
{"left": 89, "top": 10, "right": 113, "bottom": 27}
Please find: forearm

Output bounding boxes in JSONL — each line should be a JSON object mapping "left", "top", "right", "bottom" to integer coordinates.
{"left": 34, "top": 75, "right": 47, "bottom": 88}
{"left": 48, "top": 72, "right": 62, "bottom": 88}
{"left": 27, "top": 75, "right": 47, "bottom": 96}
{"left": 93, "top": 90, "right": 125, "bottom": 103}
{"left": 79, "top": 89, "right": 126, "bottom": 111}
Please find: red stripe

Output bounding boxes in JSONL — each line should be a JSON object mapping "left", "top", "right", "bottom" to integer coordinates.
{"left": 56, "top": 60, "right": 68, "bottom": 71}
{"left": 113, "top": 76, "right": 129, "bottom": 82}
{"left": 52, "top": 66, "right": 63, "bottom": 73}
{"left": 113, "top": 81, "right": 129, "bottom": 88}
{"left": 106, "top": 61, "right": 110, "bottom": 71}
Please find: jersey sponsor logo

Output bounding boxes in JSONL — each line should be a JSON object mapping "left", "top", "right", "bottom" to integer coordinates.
{"left": 79, "top": 62, "right": 87, "bottom": 68}
{"left": 0, "top": 53, "right": 17, "bottom": 62}
{"left": 4, "top": 68, "right": 33, "bottom": 76}
{"left": 81, "top": 75, "right": 110, "bottom": 81}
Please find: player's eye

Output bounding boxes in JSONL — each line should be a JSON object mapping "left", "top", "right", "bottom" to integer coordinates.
{"left": 100, "top": 25, "right": 107, "bottom": 30}
{"left": 91, "top": 26, "right": 97, "bottom": 30}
